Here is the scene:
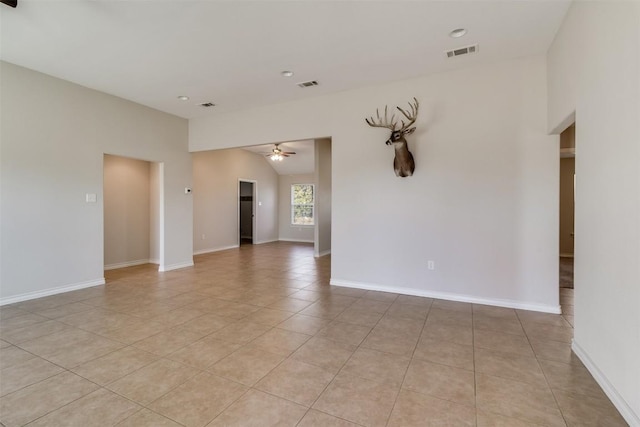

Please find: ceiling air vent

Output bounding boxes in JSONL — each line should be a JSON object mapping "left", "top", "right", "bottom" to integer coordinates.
{"left": 445, "top": 44, "right": 479, "bottom": 58}
{"left": 199, "top": 102, "right": 216, "bottom": 107}
{"left": 297, "top": 80, "right": 319, "bottom": 88}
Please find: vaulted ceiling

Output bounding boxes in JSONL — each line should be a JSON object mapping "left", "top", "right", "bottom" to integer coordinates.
{"left": 243, "top": 140, "right": 315, "bottom": 176}
{"left": 1, "top": 1, "right": 570, "bottom": 119}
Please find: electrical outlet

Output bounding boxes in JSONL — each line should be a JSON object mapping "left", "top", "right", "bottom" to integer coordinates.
{"left": 427, "top": 260, "right": 435, "bottom": 270}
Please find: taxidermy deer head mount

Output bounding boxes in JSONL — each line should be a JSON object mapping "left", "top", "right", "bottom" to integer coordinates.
{"left": 365, "top": 97, "right": 419, "bottom": 177}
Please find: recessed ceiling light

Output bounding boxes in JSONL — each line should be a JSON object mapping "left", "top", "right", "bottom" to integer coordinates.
{"left": 449, "top": 28, "right": 467, "bottom": 38}
{"left": 281, "top": 71, "right": 294, "bottom": 77}
{"left": 177, "top": 96, "right": 189, "bottom": 101}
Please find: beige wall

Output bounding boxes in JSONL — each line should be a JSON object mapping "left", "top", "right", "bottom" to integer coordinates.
{"left": 149, "top": 162, "right": 162, "bottom": 265}
{"left": 103, "top": 155, "right": 151, "bottom": 268}
{"left": 0, "top": 61, "right": 191, "bottom": 303}
{"left": 560, "top": 123, "right": 575, "bottom": 149}
{"left": 314, "top": 138, "right": 332, "bottom": 256}
{"left": 239, "top": 181, "right": 254, "bottom": 239}
{"left": 559, "top": 157, "right": 575, "bottom": 256}
{"left": 279, "top": 174, "right": 315, "bottom": 243}
{"left": 192, "top": 149, "right": 279, "bottom": 254}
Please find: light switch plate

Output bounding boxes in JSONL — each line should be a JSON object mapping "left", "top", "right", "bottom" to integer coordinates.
{"left": 85, "top": 193, "right": 97, "bottom": 203}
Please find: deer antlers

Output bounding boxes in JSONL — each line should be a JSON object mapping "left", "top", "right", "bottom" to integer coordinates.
{"left": 397, "top": 97, "right": 419, "bottom": 131}
{"left": 365, "top": 105, "right": 397, "bottom": 130}
{"left": 365, "top": 97, "right": 419, "bottom": 131}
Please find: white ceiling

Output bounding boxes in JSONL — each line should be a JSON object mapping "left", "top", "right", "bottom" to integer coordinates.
{"left": 243, "top": 140, "right": 315, "bottom": 176}
{"left": 1, "top": 1, "right": 570, "bottom": 120}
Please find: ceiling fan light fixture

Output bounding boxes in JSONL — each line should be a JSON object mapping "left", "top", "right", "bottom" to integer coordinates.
{"left": 265, "top": 143, "right": 295, "bottom": 161}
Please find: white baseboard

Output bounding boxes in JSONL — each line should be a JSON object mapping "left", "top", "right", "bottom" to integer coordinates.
{"left": 194, "top": 240, "right": 313, "bottom": 255}
{"left": 104, "top": 259, "right": 152, "bottom": 271}
{"left": 329, "top": 279, "right": 561, "bottom": 314}
{"left": 279, "top": 238, "right": 314, "bottom": 243}
{"left": 194, "top": 245, "right": 239, "bottom": 256}
{"left": 255, "top": 239, "right": 279, "bottom": 245}
{"left": 149, "top": 258, "right": 160, "bottom": 265}
{"left": 0, "top": 278, "right": 106, "bottom": 306}
{"left": 572, "top": 340, "right": 640, "bottom": 426}
{"left": 315, "top": 249, "right": 331, "bottom": 258}
{"left": 159, "top": 261, "right": 194, "bottom": 272}
{"left": 559, "top": 253, "right": 574, "bottom": 258}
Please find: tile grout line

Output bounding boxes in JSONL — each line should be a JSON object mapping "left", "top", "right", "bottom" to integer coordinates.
{"left": 10, "top": 370, "right": 143, "bottom": 427}
{"left": 471, "top": 304, "right": 478, "bottom": 427}
{"left": 2, "top": 245, "right": 622, "bottom": 426}
{"left": 383, "top": 297, "right": 434, "bottom": 427}
{"left": 516, "top": 309, "right": 571, "bottom": 427}
{"left": 292, "top": 291, "right": 401, "bottom": 426}
{"left": 292, "top": 293, "right": 374, "bottom": 425}
{"left": 201, "top": 251, "right": 329, "bottom": 424}
{"left": 200, "top": 304, "right": 316, "bottom": 426}
{"left": 115, "top": 407, "right": 187, "bottom": 427}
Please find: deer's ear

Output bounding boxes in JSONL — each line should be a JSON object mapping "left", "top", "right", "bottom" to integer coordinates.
{"left": 404, "top": 127, "right": 416, "bottom": 135}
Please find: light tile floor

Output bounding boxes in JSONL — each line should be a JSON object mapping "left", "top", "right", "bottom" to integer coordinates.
{"left": 0, "top": 242, "right": 627, "bottom": 426}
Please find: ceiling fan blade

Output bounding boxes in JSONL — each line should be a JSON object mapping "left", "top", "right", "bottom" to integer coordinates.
{"left": 282, "top": 151, "right": 296, "bottom": 155}
{"left": 1, "top": 0, "right": 17, "bottom": 7}
{"left": 282, "top": 154, "right": 290, "bottom": 157}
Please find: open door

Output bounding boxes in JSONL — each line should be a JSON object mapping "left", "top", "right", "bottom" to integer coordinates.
{"left": 239, "top": 180, "right": 256, "bottom": 245}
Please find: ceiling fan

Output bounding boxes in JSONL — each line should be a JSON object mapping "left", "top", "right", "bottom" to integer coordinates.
{"left": 265, "top": 144, "right": 296, "bottom": 161}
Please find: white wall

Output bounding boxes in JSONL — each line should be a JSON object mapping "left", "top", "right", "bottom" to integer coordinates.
{"left": 190, "top": 55, "right": 559, "bottom": 313}
{"left": 192, "top": 149, "right": 279, "bottom": 254}
{"left": 0, "top": 62, "right": 192, "bottom": 303}
{"left": 314, "top": 138, "right": 332, "bottom": 257}
{"left": 279, "top": 174, "right": 315, "bottom": 243}
{"left": 548, "top": 2, "right": 640, "bottom": 424}
{"left": 103, "top": 154, "right": 151, "bottom": 268}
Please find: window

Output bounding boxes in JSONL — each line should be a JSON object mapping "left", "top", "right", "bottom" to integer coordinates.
{"left": 291, "top": 184, "right": 314, "bottom": 225}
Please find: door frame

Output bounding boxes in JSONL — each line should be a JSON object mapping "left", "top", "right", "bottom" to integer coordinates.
{"left": 103, "top": 154, "right": 165, "bottom": 272}
{"left": 238, "top": 179, "right": 257, "bottom": 245}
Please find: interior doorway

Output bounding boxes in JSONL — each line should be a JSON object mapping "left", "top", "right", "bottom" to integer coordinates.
{"left": 559, "top": 123, "right": 575, "bottom": 323}
{"left": 103, "top": 154, "right": 163, "bottom": 272}
{"left": 239, "top": 180, "right": 256, "bottom": 245}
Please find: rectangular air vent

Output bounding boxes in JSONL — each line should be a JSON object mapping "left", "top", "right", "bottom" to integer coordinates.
{"left": 199, "top": 102, "right": 216, "bottom": 107}
{"left": 445, "top": 44, "right": 479, "bottom": 58}
{"left": 297, "top": 80, "right": 319, "bottom": 88}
